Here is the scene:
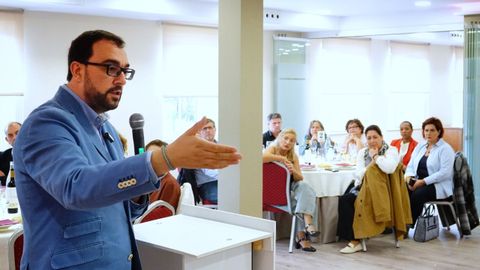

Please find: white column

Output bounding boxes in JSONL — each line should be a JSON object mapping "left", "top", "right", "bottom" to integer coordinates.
{"left": 218, "top": 0, "right": 263, "bottom": 217}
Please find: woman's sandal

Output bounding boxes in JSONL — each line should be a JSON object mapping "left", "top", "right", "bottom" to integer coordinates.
{"left": 305, "top": 224, "right": 320, "bottom": 237}
{"left": 295, "top": 237, "right": 316, "bottom": 252}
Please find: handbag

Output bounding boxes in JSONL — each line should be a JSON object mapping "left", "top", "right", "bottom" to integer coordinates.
{"left": 413, "top": 204, "right": 439, "bottom": 242}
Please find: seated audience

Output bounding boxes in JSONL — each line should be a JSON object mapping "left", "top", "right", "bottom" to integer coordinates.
{"left": 178, "top": 118, "right": 218, "bottom": 204}
{"left": 0, "top": 121, "right": 22, "bottom": 186}
{"left": 145, "top": 139, "right": 181, "bottom": 215}
{"left": 263, "top": 128, "right": 318, "bottom": 252}
{"left": 341, "top": 119, "right": 365, "bottom": 160}
{"left": 299, "top": 120, "right": 334, "bottom": 156}
{"left": 262, "top": 112, "right": 282, "bottom": 148}
{"left": 390, "top": 121, "right": 418, "bottom": 171}
{"left": 405, "top": 117, "right": 455, "bottom": 226}
{"left": 338, "top": 125, "right": 401, "bottom": 254}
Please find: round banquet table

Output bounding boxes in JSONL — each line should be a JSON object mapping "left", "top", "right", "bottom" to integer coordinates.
{"left": 301, "top": 169, "right": 355, "bottom": 198}
{"left": 301, "top": 168, "right": 355, "bottom": 244}
{"left": 0, "top": 223, "right": 22, "bottom": 270}
{"left": 0, "top": 191, "right": 22, "bottom": 270}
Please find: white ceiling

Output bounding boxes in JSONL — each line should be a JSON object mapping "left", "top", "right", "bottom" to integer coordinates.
{"left": 1, "top": 0, "right": 479, "bottom": 45}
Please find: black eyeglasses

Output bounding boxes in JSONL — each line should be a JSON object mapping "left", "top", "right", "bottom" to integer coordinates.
{"left": 81, "top": 62, "right": 135, "bottom": 80}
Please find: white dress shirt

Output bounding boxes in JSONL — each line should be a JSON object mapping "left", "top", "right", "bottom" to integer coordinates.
{"left": 354, "top": 146, "right": 399, "bottom": 187}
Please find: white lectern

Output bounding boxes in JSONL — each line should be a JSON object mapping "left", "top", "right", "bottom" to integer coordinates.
{"left": 134, "top": 204, "right": 275, "bottom": 270}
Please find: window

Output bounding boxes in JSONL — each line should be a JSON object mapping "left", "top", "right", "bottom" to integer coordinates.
{"left": 0, "top": 11, "right": 24, "bottom": 151}
{"left": 161, "top": 24, "right": 219, "bottom": 142}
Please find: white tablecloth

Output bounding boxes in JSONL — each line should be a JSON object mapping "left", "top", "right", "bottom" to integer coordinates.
{"left": 0, "top": 224, "right": 22, "bottom": 270}
{"left": 302, "top": 169, "right": 355, "bottom": 198}
{"left": 0, "top": 193, "right": 22, "bottom": 270}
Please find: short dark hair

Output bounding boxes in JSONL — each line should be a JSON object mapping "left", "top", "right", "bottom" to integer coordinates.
{"left": 146, "top": 139, "right": 168, "bottom": 150}
{"left": 422, "top": 117, "right": 444, "bottom": 138}
{"left": 365, "top": 125, "right": 383, "bottom": 137}
{"left": 400, "top": 121, "right": 413, "bottom": 129}
{"left": 345, "top": 119, "right": 364, "bottom": 134}
{"left": 67, "top": 30, "right": 125, "bottom": 81}
{"left": 267, "top": 113, "right": 282, "bottom": 122}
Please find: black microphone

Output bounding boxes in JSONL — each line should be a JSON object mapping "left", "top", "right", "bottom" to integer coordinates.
{"left": 103, "top": 131, "right": 114, "bottom": 143}
{"left": 129, "top": 113, "right": 145, "bottom": 155}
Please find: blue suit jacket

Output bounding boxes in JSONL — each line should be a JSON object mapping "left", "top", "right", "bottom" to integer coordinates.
{"left": 13, "top": 87, "right": 159, "bottom": 269}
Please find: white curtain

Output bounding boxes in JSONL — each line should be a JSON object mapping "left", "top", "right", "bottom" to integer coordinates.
{"left": 305, "top": 38, "right": 462, "bottom": 138}
{"left": 0, "top": 11, "right": 24, "bottom": 151}
{"left": 0, "top": 11, "right": 24, "bottom": 94}
{"left": 161, "top": 24, "right": 219, "bottom": 142}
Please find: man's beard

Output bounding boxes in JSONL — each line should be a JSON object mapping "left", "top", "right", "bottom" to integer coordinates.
{"left": 84, "top": 74, "right": 121, "bottom": 113}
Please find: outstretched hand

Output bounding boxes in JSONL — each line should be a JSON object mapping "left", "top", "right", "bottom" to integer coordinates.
{"left": 164, "top": 117, "right": 241, "bottom": 170}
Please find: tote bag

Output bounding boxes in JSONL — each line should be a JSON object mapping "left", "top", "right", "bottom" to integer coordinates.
{"left": 413, "top": 204, "right": 439, "bottom": 242}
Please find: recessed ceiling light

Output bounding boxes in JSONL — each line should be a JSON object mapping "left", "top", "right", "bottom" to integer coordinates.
{"left": 415, "top": 1, "right": 431, "bottom": 7}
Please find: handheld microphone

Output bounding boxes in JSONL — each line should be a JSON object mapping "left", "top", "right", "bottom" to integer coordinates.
{"left": 129, "top": 113, "right": 145, "bottom": 155}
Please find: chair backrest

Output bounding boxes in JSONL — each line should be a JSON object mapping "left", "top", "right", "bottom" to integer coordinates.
{"left": 8, "top": 228, "right": 24, "bottom": 270}
{"left": 176, "top": 182, "right": 196, "bottom": 214}
{"left": 262, "top": 161, "right": 291, "bottom": 214}
{"left": 452, "top": 151, "right": 480, "bottom": 232}
{"left": 177, "top": 168, "right": 201, "bottom": 204}
{"left": 134, "top": 200, "right": 175, "bottom": 224}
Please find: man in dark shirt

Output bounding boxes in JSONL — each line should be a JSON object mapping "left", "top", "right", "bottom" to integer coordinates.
{"left": 0, "top": 121, "right": 21, "bottom": 185}
{"left": 262, "top": 113, "right": 282, "bottom": 148}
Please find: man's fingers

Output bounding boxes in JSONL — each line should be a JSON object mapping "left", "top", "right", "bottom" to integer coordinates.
{"left": 195, "top": 139, "right": 238, "bottom": 154}
{"left": 183, "top": 155, "right": 241, "bottom": 169}
{"left": 183, "top": 117, "right": 208, "bottom": 136}
{"left": 193, "top": 150, "right": 242, "bottom": 163}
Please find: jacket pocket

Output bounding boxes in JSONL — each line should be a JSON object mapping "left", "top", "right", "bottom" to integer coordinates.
{"left": 64, "top": 217, "right": 102, "bottom": 239}
{"left": 51, "top": 241, "right": 103, "bottom": 269}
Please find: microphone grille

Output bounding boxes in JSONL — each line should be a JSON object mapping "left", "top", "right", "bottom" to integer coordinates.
{"left": 129, "top": 113, "right": 144, "bottom": 129}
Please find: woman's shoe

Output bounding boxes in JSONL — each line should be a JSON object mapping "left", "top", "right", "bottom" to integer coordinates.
{"left": 295, "top": 238, "right": 316, "bottom": 252}
{"left": 305, "top": 224, "right": 320, "bottom": 237}
{"left": 339, "top": 242, "right": 363, "bottom": 254}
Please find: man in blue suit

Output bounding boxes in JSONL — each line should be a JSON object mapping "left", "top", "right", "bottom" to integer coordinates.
{"left": 13, "top": 30, "right": 240, "bottom": 269}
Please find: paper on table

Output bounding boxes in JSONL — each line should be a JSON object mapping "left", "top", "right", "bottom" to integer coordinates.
{"left": 0, "top": 219, "right": 18, "bottom": 226}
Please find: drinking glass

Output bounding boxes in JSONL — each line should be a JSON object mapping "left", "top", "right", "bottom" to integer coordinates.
{"left": 310, "top": 140, "right": 318, "bottom": 155}
{"left": 0, "top": 186, "right": 6, "bottom": 215}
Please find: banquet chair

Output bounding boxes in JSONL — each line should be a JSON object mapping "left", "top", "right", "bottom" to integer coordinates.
{"left": 262, "top": 161, "right": 296, "bottom": 253}
{"left": 423, "top": 152, "right": 472, "bottom": 238}
{"left": 423, "top": 199, "right": 461, "bottom": 237}
{"left": 176, "top": 182, "right": 195, "bottom": 214}
{"left": 199, "top": 199, "right": 218, "bottom": 209}
{"left": 134, "top": 200, "right": 176, "bottom": 224}
{"left": 8, "top": 228, "right": 24, "bottom": 270}
{"left": 358, "top": 164, "right": 409, "bottom": 251}
{"left": 177, "top": 168, "right": 218, "bottom": 209}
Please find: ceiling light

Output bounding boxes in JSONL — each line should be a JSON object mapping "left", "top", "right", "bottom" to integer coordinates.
{"left": 414, "top": 1, "right": 431, "bottom": 7}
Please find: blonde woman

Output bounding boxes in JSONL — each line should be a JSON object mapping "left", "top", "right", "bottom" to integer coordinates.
{"left": 263, "top": 128, "right": 318, "bottom": 252}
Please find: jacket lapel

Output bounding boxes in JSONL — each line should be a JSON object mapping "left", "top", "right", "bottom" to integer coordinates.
{"left": 53, "top": 87, "right": 112, "bottom": 162}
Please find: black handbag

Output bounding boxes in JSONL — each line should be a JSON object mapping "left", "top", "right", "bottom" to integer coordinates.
{"left": 413, "top": 204, "right": 440, "bottom": 242}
